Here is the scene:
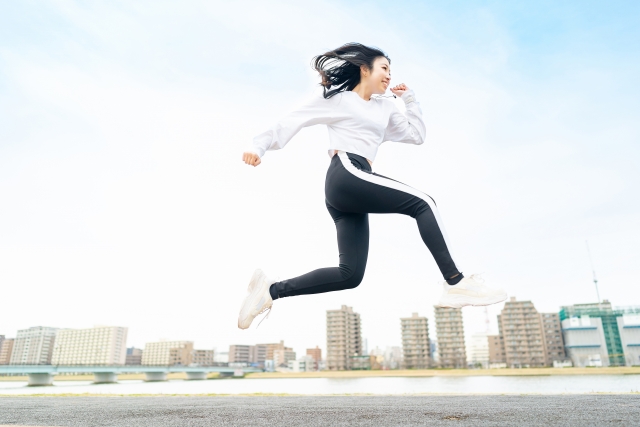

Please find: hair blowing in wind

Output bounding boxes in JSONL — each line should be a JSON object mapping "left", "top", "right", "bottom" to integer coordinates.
{"left": 311, "top": 42, "right": 390, "bottom": 99}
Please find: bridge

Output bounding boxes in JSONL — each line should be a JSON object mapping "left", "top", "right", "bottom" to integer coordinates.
{"left": 0, "top": 365, "right": 262, "bottom": 386}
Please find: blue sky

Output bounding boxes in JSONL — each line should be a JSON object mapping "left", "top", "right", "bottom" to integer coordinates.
{"left": 1, "top": 1, "right": 639, "bottom": 356}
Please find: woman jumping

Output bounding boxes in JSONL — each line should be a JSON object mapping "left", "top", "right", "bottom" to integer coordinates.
{"left": 238, "top": 43, "right": 507, "bottom": 329}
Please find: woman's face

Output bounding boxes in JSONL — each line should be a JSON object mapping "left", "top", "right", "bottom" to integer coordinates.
{"left": 362, "top": 56, "right": 391, "bottom": 94}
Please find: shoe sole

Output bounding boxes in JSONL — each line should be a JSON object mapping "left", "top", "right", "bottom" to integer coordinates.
{"left": 238, "top": 270, "right": 272, "bottom": 329}
{"left": 436, "top": 292, "right": 507, "bottom": 308}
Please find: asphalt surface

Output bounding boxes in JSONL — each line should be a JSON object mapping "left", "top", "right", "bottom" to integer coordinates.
{"left": 0, "top": 395, "right": 639, "bottom": 426}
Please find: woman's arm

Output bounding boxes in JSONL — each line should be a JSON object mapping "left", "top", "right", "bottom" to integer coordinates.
{"left": 383, "top": 85, "right": 426, "bottom": 146}
{"left": 243, "top": 95, "right": 340, "bottom": 166}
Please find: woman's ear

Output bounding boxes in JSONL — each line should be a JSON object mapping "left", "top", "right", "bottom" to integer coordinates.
{"left": 360, "top": 65, "right": 369, "bottom": 77}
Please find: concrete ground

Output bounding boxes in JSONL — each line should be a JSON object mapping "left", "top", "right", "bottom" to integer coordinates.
{"left": 0, "top": 395, "right": 639, "bottom": 426}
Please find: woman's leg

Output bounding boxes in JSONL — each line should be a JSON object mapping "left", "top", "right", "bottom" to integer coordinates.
{"left": 329, "top": 152, "right": 462, "bottom": 284}
{"left": 270, "top": 203, "right": 369, "bottom": 299}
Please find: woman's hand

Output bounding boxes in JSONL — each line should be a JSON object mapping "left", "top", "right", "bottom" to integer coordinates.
{"left": 390, "top": 83, "right": 409, "bottom": 97}
{"left": 242, "top": 151, "right": 261, "bottom": 167}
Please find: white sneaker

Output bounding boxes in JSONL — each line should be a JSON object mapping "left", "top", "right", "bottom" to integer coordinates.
{"left": 238, "top": 269, "right": 275, "bottom": 330}
{"left": 436, "top": 274, "right": 507, "bottom": 308}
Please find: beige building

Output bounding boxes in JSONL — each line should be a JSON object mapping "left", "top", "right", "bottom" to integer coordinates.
{"left": 488, "top": 334, "right": 506, "bottom": 366}
{"left": 401, "top": 313, "right": 431, "bottom": 369}
{"left": 10, "top": 326, "right": 58, "bottom": 365}
{"left": 51, "top": 326, "right": 127, "bottom": 366}
{"left": 327, "top": 305, "right": 362, "bottom": 370}
{"left": 0, "top": 338, "right": 14, "bottom": 365}
{"left": 192, "top": 349, "right": 215, "bottom": 366}
{"left": 273, "top": 348, "right": 297, "bottom": 367}
{"left": 142, "top": 341, "right": 194, "bottom": 366}
{"left": 228, "top": 344, "right": 268, "bottom": 365}
{"left": 125, "top": 347, "right": 143, "bottom": 365}
{"left": 306, "top": 346, "right": 322, "bottom": 371}
{"left": 498, "top": 297, "right": 547, "bottom": 368}
{"left": 434, "top": 307, "right": 467, "bottom": 368}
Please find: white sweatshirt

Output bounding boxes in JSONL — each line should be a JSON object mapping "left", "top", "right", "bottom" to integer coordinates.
{"left": 248, "top": 89, "right": 426, "bottom": 162}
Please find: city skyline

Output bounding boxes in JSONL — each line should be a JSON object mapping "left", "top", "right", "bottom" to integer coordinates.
{"left": 1, "top": 1, "right": 639, "bottom": 356}
{"left": 3, "top": 298, "right": 638, "bottom": 369}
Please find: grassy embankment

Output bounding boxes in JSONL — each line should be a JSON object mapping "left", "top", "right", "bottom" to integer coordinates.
{"left": 1, "top": 367, "right": 639, "bottom": 382}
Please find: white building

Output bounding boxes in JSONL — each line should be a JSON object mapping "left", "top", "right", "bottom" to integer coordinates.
{"left": 467, "top": 332, "right": 490, "bottom": 369}
{"left": 51, "top": 326, "right": 128, "bottom": 366}
{"left": 10, "top": 326, "right": 58, "bottom": 365}
{"left": 561, "top": 316, "right": 609, "bottom": 367}
{"left": 288, "top": 355, "right": 315, "bottom": 372}
{"left": 618, "top": 314, "right": 640, "bottom": 367}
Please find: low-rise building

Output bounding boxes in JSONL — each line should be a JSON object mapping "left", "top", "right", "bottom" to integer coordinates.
{"left": 306, "top": 346, "right": 322, "bottom": 371}
{"left": 125, "top": 347, "right": 143, "bottom": 365}
{"left": 142, "top": 341, "right": 194, "bottom": 366}
{"left": 192, "top": 349, "right": 215, "bottom": 366}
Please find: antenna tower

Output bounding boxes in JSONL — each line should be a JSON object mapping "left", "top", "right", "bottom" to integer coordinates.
{"left": 585, "top": 240, "right": 601, "bottom": 303}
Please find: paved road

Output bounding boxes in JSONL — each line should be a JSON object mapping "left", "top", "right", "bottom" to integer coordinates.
{"left": 1, "top": 395, "right": 639, "bottom": 426}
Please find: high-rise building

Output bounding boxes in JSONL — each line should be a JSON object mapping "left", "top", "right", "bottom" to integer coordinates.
{"left": 0, "top": 338, "right": 14, "bottom": 365}
{"left": 497, "top": 297, "right": 547, "bottom": 368}
{"left": 560, "top": 301, "right": 640, "bottom": 367}
{"left": 192, "top": 349, "right": 215, "bottom": 366}
{"left": 306, "top": 346, "right": 322, "bottom": 371}
{"left": 400, "top": 313, "right": 431, "bottom": 369}
{"left": 51, "top": 326, "right": 128, "bottom": 366}
{"left": 10, "top": 326, "right": 58, "bottom": 365}
{"left": 142, "top": 341, "right": 194, "bottom": 366}
{"left": 126, "top": 347, "right": 143, "bottom": 365}
{"left": 326, "top": 305, "right": 362, "bottom": 370}
{"left": 541, "top": 312, "right": 567, "bottom": 366}
{"left": 434, "top": 307, "right": 466, "bottom": 368}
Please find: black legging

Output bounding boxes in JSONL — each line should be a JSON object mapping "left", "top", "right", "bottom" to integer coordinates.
{"left": 270, "top": 151, "right": 462, "bottom": 299}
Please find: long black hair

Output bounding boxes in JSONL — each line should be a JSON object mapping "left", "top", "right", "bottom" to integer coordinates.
{"left": 312, "top": 43, "right": 390, "bottom": 99}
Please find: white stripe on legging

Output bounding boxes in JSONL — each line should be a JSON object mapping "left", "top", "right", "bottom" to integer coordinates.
{"left": 337, "top": 151, "right": 459, "bottom": 270}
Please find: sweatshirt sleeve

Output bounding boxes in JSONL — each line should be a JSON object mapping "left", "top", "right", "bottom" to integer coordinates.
{"left": 383, "top": 89, "right": 426, "bottom": 145}
{"left": 247, "top": 95, "right": 340, "bottom": 158}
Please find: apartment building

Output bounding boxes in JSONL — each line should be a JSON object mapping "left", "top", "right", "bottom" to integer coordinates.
{"left": 434, "top": 307, "right": 466, "bottom": 368}
{"left": 497, "top": 298, "right": 547, "bottom": 368}
{"left": 125, "top": 347, "right": 143, "bottom": 365}
{"left": 326, "top": 305, "right": 362, "bottom": 370}
{"left": 400, "top": 313, "right": 431, "bottom": 369}
{"left": 541, "top": 312, "right": 567, "bottom": 366}
{"left": 488, "top": 334, "right": 506, "bottom": 367}
{"left": 192, "top": 349, "right": 215, "bottom": 366}
{"left": 51, "top": 326, "right": 128, "bottom": 365}
{"left": 0, "top": 338, "right": 14, "bottom": 365}
{"left": 228, "top": 344, "right": 268, "bottom": 365}
{"left": 10, "top": 326, "right": 58, "bottom": 365}
{"left": 142, "top": 341, "right": 194, "bottom": 366}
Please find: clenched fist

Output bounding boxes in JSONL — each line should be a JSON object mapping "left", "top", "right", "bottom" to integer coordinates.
{"left": 242, "top": 152, "right": 261, "bottom": 167}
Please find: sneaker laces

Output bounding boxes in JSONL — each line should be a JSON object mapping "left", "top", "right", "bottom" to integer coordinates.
{"left": 256, "top": 305, "right": 272, "bottom": 328}
{"left": 468, "top": 273, "right": 486, "bottom": 284}
{"left": 255, "top": 275, "right": 278, "bottom": 329}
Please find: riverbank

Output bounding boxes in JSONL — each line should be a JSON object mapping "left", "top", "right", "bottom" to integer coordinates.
{"left": 1, "top": 366, "right": 638, "bottom": 382}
